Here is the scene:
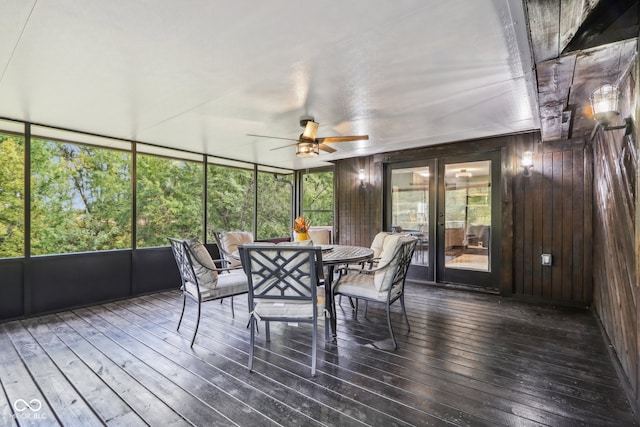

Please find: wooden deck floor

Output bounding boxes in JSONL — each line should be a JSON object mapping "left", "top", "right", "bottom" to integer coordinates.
{"left": 0, "top": 282, "right": 636, "bottom": 426}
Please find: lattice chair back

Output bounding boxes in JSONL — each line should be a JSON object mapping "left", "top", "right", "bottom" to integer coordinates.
{"left": 168, "top": 237, "right": 196, "bottom": 292}
{"left": 389, "top": 237, "right": 419, "bottom": 295}
{"left": 239, "top": 244, "right": 326, "bottom": 376}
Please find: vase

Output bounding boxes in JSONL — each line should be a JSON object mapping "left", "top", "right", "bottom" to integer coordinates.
{"left": 296, "top": 232, "right": 309, "bottom": 241}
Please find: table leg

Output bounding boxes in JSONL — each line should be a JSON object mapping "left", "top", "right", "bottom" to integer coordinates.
{"left": 325, "top": 265, "right": 337, "bottom": 341}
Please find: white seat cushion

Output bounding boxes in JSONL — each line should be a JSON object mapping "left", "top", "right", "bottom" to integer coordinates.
{"left": 254, "top": 286, "right": 325, "bottom": 319}
{"left": 185, "top": 269, "right": 248, "bottom": 300}
{"left": 334, "top": 273, "right": 389, "bottom": 301}
{"left": 186, "top": 240, "right": 218, "bottom": 288}
{"left": 279, "top": 240, "right": 314, "bottom": 246}
{"left": 254, "top": 300, "right": 316, "bottom": 319}
{"left": 220, "top": 231, "right": 253, "bottom": 267}
{"left": 307, "top": 229, "right": 330, "bottom": 245}
{"left": 370, "top": 231, "right": 390, "bottom": 258}
{"left": 373, "top": 233, "right": 406, "bottom": 292}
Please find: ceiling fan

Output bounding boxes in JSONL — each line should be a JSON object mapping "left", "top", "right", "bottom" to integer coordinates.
{"left": 247, "top": 116, "right": 369, "bottom": 158}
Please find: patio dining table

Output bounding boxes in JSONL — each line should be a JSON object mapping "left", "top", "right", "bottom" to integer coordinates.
{"left": 320, "top": 244, "right": 374, "bottom": 340}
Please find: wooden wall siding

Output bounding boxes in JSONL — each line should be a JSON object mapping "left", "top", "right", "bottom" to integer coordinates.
{"left": 591, "top": 62, "right": 638, "bottom": 408}
{"left": 513, "top": 138, "right": 592, "bottom": 304}
{"left": 337, "top": 132, "right": 594, "bottom": 305}
{"left": 333, "top": 156, "right": 382, "bottom": 247}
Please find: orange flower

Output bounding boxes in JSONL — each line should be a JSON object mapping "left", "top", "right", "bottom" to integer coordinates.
{"left": 293, "top": 216, "right": 310, "bottom": 233}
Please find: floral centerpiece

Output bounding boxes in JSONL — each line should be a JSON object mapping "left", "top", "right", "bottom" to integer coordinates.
{"left": 293, "top": 216, "right": 311, "bottom": 241}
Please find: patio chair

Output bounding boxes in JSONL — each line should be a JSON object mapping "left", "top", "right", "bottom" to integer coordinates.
{"left": 338, "top": 231, "right": 390, "bottom": 307}
{"left": 168, "top": 237, "right": 248, "bottom": 347}
{"left": 332, "top": 234, "right": 417, "bottom": 348}
{"left": 213, "top": 230, "right": 254, "bottom": 268}
{"left": 308, "top": 228, "right": 331, "bottom": 245}
{"left": 239, "top": 244, "right": 326, "bottom": 376}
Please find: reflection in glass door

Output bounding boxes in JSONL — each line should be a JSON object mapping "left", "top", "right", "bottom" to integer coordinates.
{"left": 443, "top": 161, "right": 491, "bottom": 272}
{"left": 389, "top": 162, "right": 434, "bottom": 279}
{"left": 386, "top": 153, "right": 499, "bottom": 289}
{"left": 437, "top": 152, "right": 499, "bottom": 289}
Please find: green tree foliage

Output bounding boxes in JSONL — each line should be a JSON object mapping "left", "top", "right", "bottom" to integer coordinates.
{"left": 2, "top": 131, "right": 321, "bottom": 256}
{"left": 30, "top": 138, "right": 132, "bottom": 255}
{"left": 136, "top": 155, "right": 203, "bottom": 247}
{"left": 257, "top": 172, "right": 292, "bottom": 239}
{"left": 302, "top": 171, "right": 333, "bottom": 226}
{"left": 445, "top": 186, "right": 491, "bottom": 226}
{"left": 207, "top": 165, "right": 254, "bottom": 241}
{"left": 0, "top": 134, "right": 25, "bottom": 257}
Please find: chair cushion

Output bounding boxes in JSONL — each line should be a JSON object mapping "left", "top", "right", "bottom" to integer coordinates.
{"left": 220, "top": 231, "right": 253, "bottom": 267}
{"left": 187, "top": 240, "right": 218, "bottom": 288}
{"left": 370, "top": 232, "right": 390, "bottom": 258}
{"left": 254, "top": 286, "right": 325, "bottom": 319}
{"left": 373, "top": 233, "right": 406, "bottom": 292}
{"left": 334, "top": 273, "right": 389, "bottom": 301}
{"left": 279, "top": 240, "right": 314, "bottom": 246}
{"left": 308, "top": 229, "right": 330, "bottom": 245}
{"left": 185, "top": 269, "right": 248, "bottom": 300}
{"left": 254, "top": 300, "right": 316, "bottom": 319}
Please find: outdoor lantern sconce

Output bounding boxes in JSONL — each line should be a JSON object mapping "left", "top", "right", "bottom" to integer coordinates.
{"left": 521, "top": 151, "right": 533, "bottom": 177}
{"left": 590, "top": 84, "right": 632, "bottom": 135}
{"left": 358, "top": 169, "right": 366, "bottom": 187}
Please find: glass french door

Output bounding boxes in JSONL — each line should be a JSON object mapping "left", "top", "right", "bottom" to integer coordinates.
{"left": 388, "top": 159, "right": 436, "bottom": 280}
{"left": 387, "top": 151, "right": 500, "bottom": 289}
{"left": 436, "top": 152, "right": 500, "bottom": 288}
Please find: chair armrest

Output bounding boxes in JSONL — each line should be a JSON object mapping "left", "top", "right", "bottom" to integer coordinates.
{"left": 213, "top": 258, "right": 235, "bottom": 267}
{"left": 213, "top": 259, "right": 244, "bottom": 274}
{"left": 341, "top": 266, "right": 377, "bottom": 275}
{"left": 218, "top": 266, "right": 244, "bottom": 274}
{"left": 189, "top": 251, "right": 242, "bottom": 274}
{"left": 364, "top": 257, "right": 381, "bottom": 269}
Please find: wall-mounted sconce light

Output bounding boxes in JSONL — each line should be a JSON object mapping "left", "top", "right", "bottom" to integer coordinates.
{"left": 590, "top": 84, "right": 632, "bottom": 135}
{"left": 358, "top": 169, "right": 366, "bottom": 187}
{"left": 521, "top": 150, "right": 533, "bottom": 177}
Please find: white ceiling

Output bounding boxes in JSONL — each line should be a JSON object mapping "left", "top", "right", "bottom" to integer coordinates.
{"left": 0, "top": 0, "right": 540, "bottom": 170}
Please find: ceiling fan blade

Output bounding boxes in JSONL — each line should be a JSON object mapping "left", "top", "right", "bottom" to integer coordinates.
{"left": 270, "top": 142, "right": 299, "bottom": 151}
{"left": 318, "top": 143, "right": 337, "bottom": 153}
{"left": 301, "top": 120, "right": 319, "bottom": 140}
{"left": 247, "top": 134, "right": 299, "bottom": 142}
{"left": 317, "top": 135, "right": 369, "bottom": 143}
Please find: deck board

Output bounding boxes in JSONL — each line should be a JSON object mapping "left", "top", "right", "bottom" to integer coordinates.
{"left": 0, "top": 282, "right": 636, "bottom": 426}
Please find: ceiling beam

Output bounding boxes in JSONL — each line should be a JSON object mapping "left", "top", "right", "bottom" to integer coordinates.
{"left": 563, "top": 0, "right": 638, "bottom": 52}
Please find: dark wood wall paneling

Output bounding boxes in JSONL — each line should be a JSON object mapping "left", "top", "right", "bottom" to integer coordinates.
{"left": 335, "top": 132, "right": 593, "bottom": 305}
{"left": 591, "top": 61, "right": 639, "bottom": 411}
{"left": 512, "top": 138, "right": 592, "bottom": 305}
{"left": 334, "top": 156, "right": 383, "bottom": 247}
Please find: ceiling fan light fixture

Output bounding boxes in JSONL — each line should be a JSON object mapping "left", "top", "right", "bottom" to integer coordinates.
{"left": 455, "top": 169, "right": 472, "bottom": 178}
{"left": 301, "top": 120, "right": 319, "bottom": 140}
{"left": 296, "top": 140, "right": 319, "bottom": 157}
